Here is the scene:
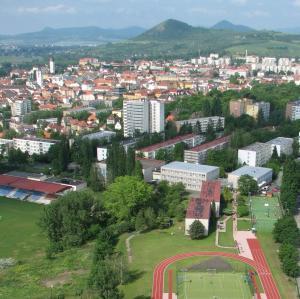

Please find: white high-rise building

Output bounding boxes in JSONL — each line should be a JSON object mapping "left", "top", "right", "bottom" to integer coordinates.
{"left": 11, "top": 99, "right": 31, "bottom": 117}
{"left": 150, "top": 100, "right": 165, "bottom": 134}
{"left": 123, "top": 99, "right": 150, "bottom": 137}
{"left": 49, "top": 57, "right": 55, "bottom": 74}
{"left": 32, "top": 67, "right": 43, "bottom": 87}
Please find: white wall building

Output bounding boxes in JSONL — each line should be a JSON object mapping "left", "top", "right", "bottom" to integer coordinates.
{"left": 123, "top": 99, "right": 150, "bottom": 137}
{"left": 13, "top": 138, "right": 59, "bottom": 155}
{"left": 160, "top": 161, "right": 219, "bottom": 192}
{"left": 266, "top": 137, "right": 294, "bottom": 157}
{"left": 49, "top": 57, "right": 55, "bottom": 74}
{"left": 228, "top": 166, "right": 273, "bottom": 189}
{"left": 238, "top": 142, "right": 272, "bottom": 167}
{"left": 11, "top": 99, "right": 31, "bottom": 117}
{"left": 175, "top": 116, "right": 225, "bottom": 132}
{"left": 97, "top": 147, "right": 108, "bottom": 162}
{"left": 150, "top": 100, "right": 165, "bottom": 134}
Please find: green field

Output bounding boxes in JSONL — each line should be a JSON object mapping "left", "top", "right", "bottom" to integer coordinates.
{"left": 237, "top": 219, "right": 252, "bottom": 231}
{"left": 218, "top": 217, "right": 235, "bottom": 247}
{"left": 177, "top": 272, "right": 252, "bottom": 299}
{"left": 250, "top": 196, "right": 282, "bottom": 232}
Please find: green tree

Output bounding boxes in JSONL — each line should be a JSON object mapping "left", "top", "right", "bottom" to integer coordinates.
{"left": 134, "top": 160, "right": 144, "bottom": 180}
{"left": 126, "top": 147, "right": 136, "bottom": 176}
{"left": 292, "top": 139, "right": 299, "bottom": 158}
{"left": 193, "top": 121, "right": 202, "bottom": 134}
{"left": 88, "top": 165, "right": 105, "bottom": 192}
{"left": 189, "top": 220, "right": 206, "bottom": 240}
{"left": 103, "top": 176, "right": 153, "bottom": 224}
{"left": 238, "top": 175, "right": 258, "bottom": 196}
{"left": 279, "top": 243, "right": 299, "bottom": 277}
{"left": 273, "top": 216, "right": 300, "bottom": 246}
{"left": 205, "top": 119, "right": 216, "bottom": 142}
{"left": 223, "top": 187, "right": 233, "bottom": 203}
{"left": 173, "top": 142, "right": 185, "bottom": 161}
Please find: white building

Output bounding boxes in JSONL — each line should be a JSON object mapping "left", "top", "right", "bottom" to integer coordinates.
{"left": 238, "top": 142, "right": 272, "bottom": 167}
{"left": 228, "top": 166, "right": 273, "bottom": 189}
{"left": 82, "top": 130, "right": 116, "bottom": 141}
{"left": 11, "top": 99, "right": 31, "bottom": 117}
{"left": 150, "top": 100, "right": 165, "bottom": 133}
{"left": 160, "top": 161, "right": 219, "bottom": 192}
{"left": 49, "top": 57, "right": 55, "bottom": 74}
{"left": 266, "top": 137, "right": 294, "bottom": 157}
{"left": 97, "top": 147, "right": 108, "bottom": 162}
{"left": 13, "top": 138, "right": 59, "bottom": 155}
{"left": 123, "top": 99, "right": 150, "bottom": 137}
{"left": 175, "top": 116, "right": 225, "bottom": 132}
{"left": 123, "top": 99, "right": 165, "bottom": 137}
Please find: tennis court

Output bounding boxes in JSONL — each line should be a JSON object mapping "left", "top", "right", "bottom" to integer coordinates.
{"left": 177, "top": 272, "right": 253, "bottom": 299}
{"left": 250, "top": 196, "right": 282, "bottom": 231}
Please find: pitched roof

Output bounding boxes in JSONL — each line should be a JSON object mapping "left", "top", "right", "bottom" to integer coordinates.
{"left": 188, "top": 135, "right": 230, "bottom": 153}
{"left": 200, "top": 181, "right": 221, "bottom": 203}
{"left": 186, "top": 198, "right": 211, "bottom": 220}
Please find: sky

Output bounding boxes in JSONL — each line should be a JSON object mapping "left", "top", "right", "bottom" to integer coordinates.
{"left": 1, "top": 0, "right": 300, "bottom": 34}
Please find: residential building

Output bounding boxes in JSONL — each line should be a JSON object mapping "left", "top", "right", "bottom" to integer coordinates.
{"left": 136, "top": 158, "right": 166, "bottom": 182}
{"left": 266, "top": 137, "right": 294, "bottom": 157}
{"left": 246, "top": 101, "right": 270, "bottom": 120}
{"left": 123, "top": 99, "right": 150, "bottom": 137}
{"left": 82, "top": 130, "right": 116, "bottom": 141}
{"left": 136, "top": 133, "right": 204, "bottom": 159}
{"left": 11, "top": 99, "right": 31, "bottom": 117}
{"left": 13, "top": 137, "right": 59, "bottom": 155}
{"left": 97, "top": 147, "right": 108, "bottom": 161}
{"left": 238, "top": 142, "right": 272, "bottom": 167}
{"left": 185, "top": 198, "right": 211, "bottom": 236}
{"left": 228, "top": 166, "right": 273, "bottom": 189}
{"left": 175, "top": 116, "right": 225, "bottom": 132}
{"left": 229, "top": 98, "right": 253, "bottom": 118}
{"left": 150, "top": 100, "right": 165, "bottom": 133}
{"left": 160, "top": 161, "right": 219, "bottom": 192}
{"left": 184, "top": 135, "right": 230, "bottom": 164}
{"left": 49, "top": 57, "right": 55, "bottom": 74}
{"left": 286, "top": 100, "right": 300, "bottom": 121}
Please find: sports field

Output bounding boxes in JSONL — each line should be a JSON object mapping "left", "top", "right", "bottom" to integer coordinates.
{"left": 250, "top": 196, "right": 282, "bottom": 232}
{"left": 177, "top": 272, "right": 252, "bottom": 299}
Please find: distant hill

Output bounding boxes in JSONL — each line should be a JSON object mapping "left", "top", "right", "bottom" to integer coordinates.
{"left": 211, "top": 20, "right": 255, "bottom": 33}
{"left": 0, "top": 26, "right": 146, "bottom": 46}
{"left": 88, "top": 19, "right": 300, "bottom": 60}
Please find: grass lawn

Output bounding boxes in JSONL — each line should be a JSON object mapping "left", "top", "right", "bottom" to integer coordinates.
{"left": 0, "top": 197, "right": 95, "bottom": 299}
{"left": 237, "top": 219, "right": 252, "bottom": 231}
{"left": 177, "top": 272, "right": 252, "bottom": 299}
{"left": 118, "top": 223, "right": 236, "bottom": 299}
{"left": 218, "top": 217, "right": 235, "bottom": 247}
{"left": 258, "top": 232, "right": 298, "bottom": 299}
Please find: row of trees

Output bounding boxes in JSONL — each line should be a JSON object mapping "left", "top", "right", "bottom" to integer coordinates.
{"left": 273, "top": 216, "right": 300, "bottom": 277}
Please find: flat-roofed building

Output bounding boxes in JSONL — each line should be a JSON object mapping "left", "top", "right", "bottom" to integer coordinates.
{"left": 13, "top": 137, "right": 59, "bottom": 155}
{"left": 238, "top": 142, "right": 272, "bottom": 167}
{"left": 161, "top": 161, "right": 219, "bottom": 192}
{"left": 175, "top": 116, "right": 224, "bottom": 132}
{"left": 136, "top": 133, "right": 204, "bottom": 159}
{"left": 286, "top": 100, "right": 300, "bottom": 121}
{"left": 228, "top": 166, "right": 273, "bottom": 189}
{"left": 229, "top": 98, "right": 253, "bottom": 118}
{"left": 184, "top": 135, "right": 230, "bottom": 164}
{"left": 266, "top": 137, "right": 294, "bottom": 157}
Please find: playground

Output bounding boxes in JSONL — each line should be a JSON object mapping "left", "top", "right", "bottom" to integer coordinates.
{"left": 250, "top": 196, "right": 282, "bottom": 232}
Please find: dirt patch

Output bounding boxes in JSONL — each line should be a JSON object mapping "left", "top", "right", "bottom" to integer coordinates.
{"left": 185, "top": 257, "right": 233, "bottom": 272}
{"left": 42, "top": 269, "right": 88, "bottom": 288}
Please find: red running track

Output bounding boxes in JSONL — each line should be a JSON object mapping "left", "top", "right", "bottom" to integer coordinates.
{"left": 152, "top": 247, "right": 281, "bottom": 299}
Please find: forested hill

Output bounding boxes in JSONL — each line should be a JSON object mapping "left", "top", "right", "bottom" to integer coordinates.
{"left": 88, "top": 19, "right": 300, "bottom": 60}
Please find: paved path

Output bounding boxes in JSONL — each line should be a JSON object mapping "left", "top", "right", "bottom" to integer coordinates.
{"left": 152, "top": 247, "right": 281, "bottom": 299}
{"left": 125, "top": 233, "right": 139, "bottom": 264}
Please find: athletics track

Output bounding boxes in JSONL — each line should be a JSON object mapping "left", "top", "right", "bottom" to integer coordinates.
{"left": 151, "top": 238, "right": 281, "bottom": 299}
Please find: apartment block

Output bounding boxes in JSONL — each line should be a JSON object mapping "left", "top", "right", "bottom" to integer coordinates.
{"left": 13, "top": 138, "right": 59, "bottom": 155}
{"left": 229, "top": 98, "right": 253, "bottom": 118}
{"left": 136, "top": 133, "right": 205, "bottom": 159}
{"left": 246, "top": 101, "right": 270, "bottom": 120}
{"left": 286, "top": 100, "right": 300, "bottom": 121}
{"left": 266, "top": 137, "right": 294, "bottom": 157}
{"left": 184, "top": 135, "right": 230, "bottom": 164}
{"left": 160, "top": 161, "right": 219, "bottom": 191}
{"left": 150, "top": 100, "right": 165, "bottom": 133}
{"left": 175, "top": 116, "right": 225, "bottom": 132}
{"left": 238, "top": 142, "right": 272, "bottom": 167}
{"left": 11, "top": 99, "right": 31, "bottom": 117}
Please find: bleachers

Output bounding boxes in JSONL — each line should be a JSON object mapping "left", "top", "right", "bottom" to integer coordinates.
{"left": 28, "top": 192, "right": 45, "bottom": 202}
{"left": 10, "top": 189, "right": 30, "bottom": 200}
{"left": 0, "top": 186, "right": 14, "bottom": 197}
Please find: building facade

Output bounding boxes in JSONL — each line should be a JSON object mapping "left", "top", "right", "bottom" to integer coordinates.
{"left": 160, "top": 161, "right": 219, "bottom": 191}
{"left": 11, "top": 99, "right": 31, "bottom": 117}
{"left": 13, "top": 138, "right": 59, "bottom": 155}
{"left": 286, "top": 100, "right": 300, "bottom": 121}
{"left": 175, "top": 116, "right": 225, "bottom": 132}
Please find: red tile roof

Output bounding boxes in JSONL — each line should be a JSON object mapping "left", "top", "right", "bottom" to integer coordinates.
{"left": 0, "top": 175, "right": 71, "bottom": 194}
{"left": 186, "top": 198, "right": 211, "bottom": 220}
{"left": 139, "top": 133, "right": 196, "bottom": 153}
{"left": 200, "top": 181, "right": 221, "bottom": 203}
{"left": 188, "top": 135, "right": 230, "bottom": 153}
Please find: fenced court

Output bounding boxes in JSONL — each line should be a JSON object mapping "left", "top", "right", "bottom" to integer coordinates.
{"left": 177, "top": 271, "right": 253, "bottom": 299}
{"left": 250, "top": 196, "right": 282, "bottom": 232}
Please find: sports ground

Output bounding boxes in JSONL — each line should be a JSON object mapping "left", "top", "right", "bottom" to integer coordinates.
{"left": 250, "top": 196, "right": 282, "bottom": 232}
{"left": 177, "top": 272, "right": 252, "bottom": 299}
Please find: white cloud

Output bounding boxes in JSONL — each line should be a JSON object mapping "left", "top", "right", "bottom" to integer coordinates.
{"left": 245, "top": 10, "right": 270, "bottom": 17}
{"left": 231, "top": 0, "right": 248, "bottom": 5}
{"left": 18, "top": 4, "right": 76, "bottom": 14}
{"left": 293, "top": 0, "right": 300, "bottom": 7}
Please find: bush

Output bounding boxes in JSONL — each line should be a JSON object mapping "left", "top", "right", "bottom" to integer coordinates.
{"left": 189, "top": 220, "right": 206, "bottom": 240}
{"left": 279, "top": 243, "right": 299, "bottom": 277}
{"left": 273, "top": 216, "right": 300, "bottom": 246}
{"left": 237, "top": 205, "right": 249, "bottom": 217}
{"left": 223, "top": 208, "right": 233, "bottom": 215}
